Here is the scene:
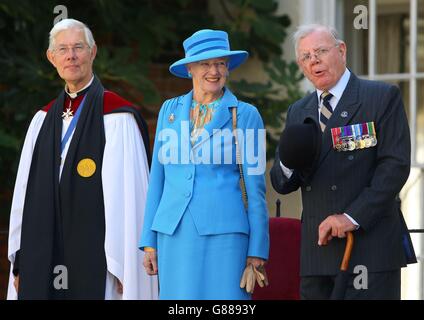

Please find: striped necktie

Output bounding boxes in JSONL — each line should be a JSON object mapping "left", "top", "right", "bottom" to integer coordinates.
{"left": 319, "top": 91, "right": 333, "bottom": 132}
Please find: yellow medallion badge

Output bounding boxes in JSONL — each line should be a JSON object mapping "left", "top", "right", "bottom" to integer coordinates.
{"left": 77, "top": 158, "right": 96, "bottom": 178}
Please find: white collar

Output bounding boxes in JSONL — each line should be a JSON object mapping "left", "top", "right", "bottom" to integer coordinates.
{"left": 316, "top": 68, "right": 350, "bottom": 102}
{"left": 65, "top": 75, "right": 94, "bottom": 99}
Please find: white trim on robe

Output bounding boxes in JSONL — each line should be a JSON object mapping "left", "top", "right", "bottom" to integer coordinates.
{"left": 7, "top": 110, "right": 158, "bottom": 300}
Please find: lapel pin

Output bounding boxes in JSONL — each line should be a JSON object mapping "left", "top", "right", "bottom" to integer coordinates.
{"left": 341, "top": 111, "right": 348, "bottom": 118}
{"left": 168, "top": 113, "right": 175, "bottom": 123}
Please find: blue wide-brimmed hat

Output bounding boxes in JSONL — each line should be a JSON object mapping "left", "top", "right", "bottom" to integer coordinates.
{"left": 169, "top": 29, "right": 249, "bottom": 78}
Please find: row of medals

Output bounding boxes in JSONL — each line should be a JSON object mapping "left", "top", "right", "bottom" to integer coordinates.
{"left": 335, "top": 135, "right": 377, "bottom": 152}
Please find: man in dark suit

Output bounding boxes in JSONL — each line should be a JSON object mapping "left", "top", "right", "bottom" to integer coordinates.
{"left": 270, "top": 24, "right": 413, "bottom": 299}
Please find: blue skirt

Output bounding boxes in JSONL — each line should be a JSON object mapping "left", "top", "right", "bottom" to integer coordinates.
{"left": 157, "top": 210, "right": 250, "bottom": 300}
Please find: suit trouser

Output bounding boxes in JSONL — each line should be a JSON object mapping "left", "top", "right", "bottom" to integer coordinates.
{"left": 300, "top": 270, "right": 401, "bottom": 300}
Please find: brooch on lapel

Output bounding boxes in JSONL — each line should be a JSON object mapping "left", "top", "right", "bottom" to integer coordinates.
{"left": 331, "top": 122, "right": 377, "bottom": 152}
{"left": 168, "top": 113, "right": 175, "bottom": 123}
{"left": 62, "top": 107, "right": 74, "bottom": 120}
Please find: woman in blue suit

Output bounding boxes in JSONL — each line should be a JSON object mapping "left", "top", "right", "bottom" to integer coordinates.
{"left": 139, "top": 29, "right": 269, "bottom": 299}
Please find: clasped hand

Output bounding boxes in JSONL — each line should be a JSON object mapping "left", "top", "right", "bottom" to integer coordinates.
{"left": 318, "top": 214, "right": 356, "bottom": 246}
{"left": 143, "top": 250, "right": 158, "bottom": 275}
{"left": 240, "top": 257, "right": 268, "bottom": 294}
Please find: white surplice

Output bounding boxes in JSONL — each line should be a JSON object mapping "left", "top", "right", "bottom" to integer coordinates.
{"left": 7, "top": 110, "right": 158, "bottom": 300}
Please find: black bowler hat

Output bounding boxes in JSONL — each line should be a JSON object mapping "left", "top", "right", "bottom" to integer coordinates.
{"left": 278, "top": 117, "right": 322, "bottom": 170}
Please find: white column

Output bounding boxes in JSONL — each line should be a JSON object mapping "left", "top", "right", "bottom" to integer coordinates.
{"left": 300, "top": 0, "right": 336, "bottom": 26}
{"left": 410, "top": 0, "right": 418, "bottom": 165}
{"left": 368, "top": 0, "right": 376, "bottom": 79}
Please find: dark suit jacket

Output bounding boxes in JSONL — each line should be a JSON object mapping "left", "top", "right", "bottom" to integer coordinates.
{"left": 270, "top": 72, "right": 411, "bottom": 276}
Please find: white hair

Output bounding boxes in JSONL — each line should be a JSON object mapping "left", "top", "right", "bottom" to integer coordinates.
{"left": 292, "top": 24, "right": 343, "bottom": 58}
{"left": 48, "top": 18, "right": 95, "bottom": 50}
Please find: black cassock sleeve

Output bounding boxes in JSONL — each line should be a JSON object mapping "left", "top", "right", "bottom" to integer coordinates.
{"left": 13, "top": 250, "right": 20, "bottom": 276}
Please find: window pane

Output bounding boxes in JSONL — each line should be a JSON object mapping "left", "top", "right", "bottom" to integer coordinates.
{"left": 343, "top": 0, "right": 369, "bottom": 75}
{"left": 399, "top": 80, "right": 410, "bottom": 122}
{"left": 343, "top": 0, "right": 412, "bottom": 75}
{"left": 417, "top": 80, "right": 424, "bottom": 163}
{"left": 419, "top": 0, "right": 424, "bottom": 72}
{"left": 376, "top": 0, "right": 409, "bottom": 74}
{"left": 389, "top": 79, "right": 424, "bottom": 164}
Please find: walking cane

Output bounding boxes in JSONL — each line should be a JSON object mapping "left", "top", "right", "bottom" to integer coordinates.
{"left": 330, "top": 231, "right": 354, "bottom": 300}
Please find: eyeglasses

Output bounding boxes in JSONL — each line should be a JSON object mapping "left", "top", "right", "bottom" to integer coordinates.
{"left": 196, "top": 61, "right": 228, "bottom": 72}
{"left": 299, "top": 44, "right": 339, "bottom": 64}
{"left": 54, "top": 44, "right": 89, "bottom": 56}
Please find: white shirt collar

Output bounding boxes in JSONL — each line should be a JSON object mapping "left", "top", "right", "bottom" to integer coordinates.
{"left": 65, "top": 75, "right": 94, "bottom": 99}
{"left": 316, "top": 68, "right": 351, "bottom": 102}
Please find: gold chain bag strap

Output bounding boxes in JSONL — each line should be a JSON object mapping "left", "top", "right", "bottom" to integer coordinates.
{"left": 232, "top": 107, "right": 269, "bottom": 293}
{"left": 232, "top": 107, "right": 248, "bottom": 210}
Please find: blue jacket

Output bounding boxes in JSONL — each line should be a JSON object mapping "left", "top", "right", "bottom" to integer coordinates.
{"left": 139, "top": 88, "right": 269, "bottom": 259}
